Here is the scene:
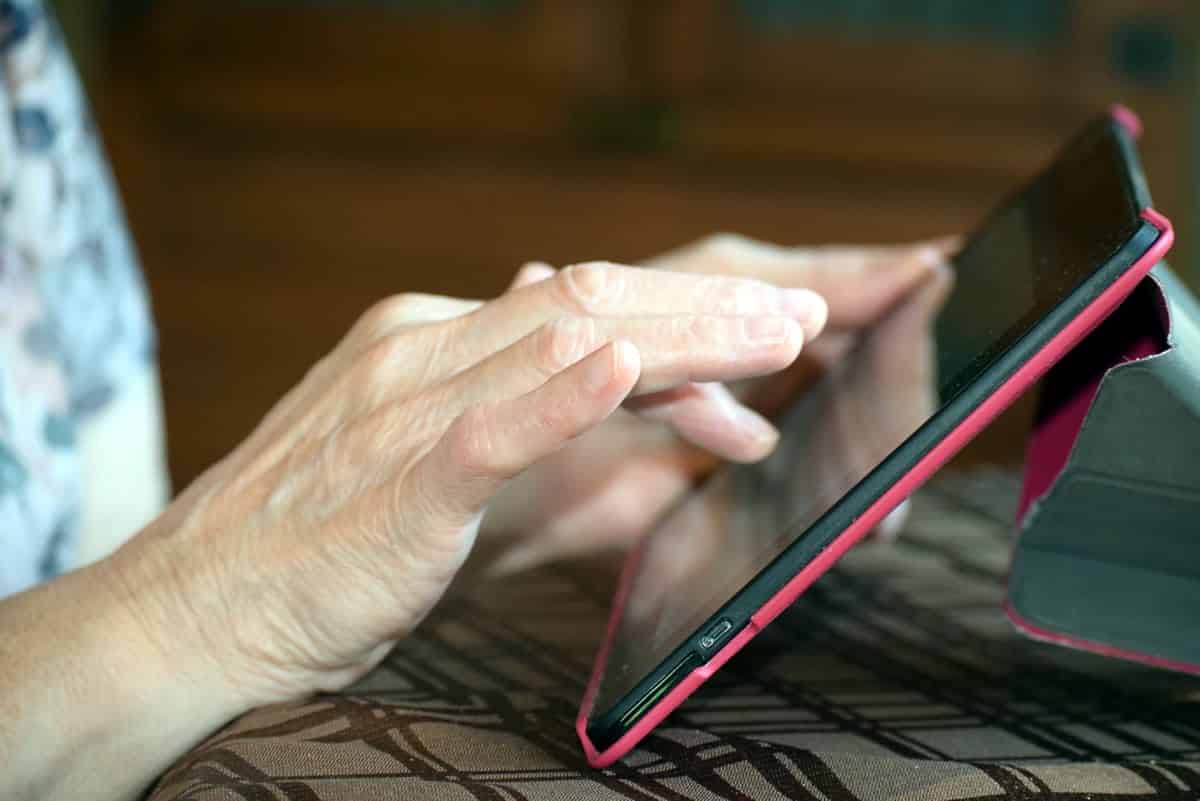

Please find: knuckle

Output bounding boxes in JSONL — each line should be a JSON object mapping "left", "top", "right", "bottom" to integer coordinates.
{"left": 383, "top": 400, "right": 444, "bottom": 474}
{"left": 535, "top": 317, "right": 598, "bottom": 376}
{"left": 355, "top": 335, "right": 408, "bottom": 389}
{"left": 360, "top": 293, "right": 429, "bottom": 334}
{"left": 699, "top": 233, "right": 758, "bottom": 272}
{"left": 446, "top": 406, "right": 502, "bottom": 477}
{"left": 515, "top": 261, "right": 554, "bottom": 284}
{"left": 559, "top": 261, "right": 626, "bottom": 314}
{"left": 701, "top": 231, "right": 751, "bottom": 256}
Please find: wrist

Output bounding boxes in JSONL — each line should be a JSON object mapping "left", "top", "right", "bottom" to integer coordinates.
{"left": 91, "top": 548, "right": 247, "bottom": 724}
{"left": 0, "top": 552, "right": 251, "bottom": 801}
{"left": 94, "top": 533, "right": 267, "bottom": 718}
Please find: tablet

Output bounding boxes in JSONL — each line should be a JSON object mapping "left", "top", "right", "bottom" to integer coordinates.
{"left": 577, "top": 108, "right": 1175, "bottom": 767}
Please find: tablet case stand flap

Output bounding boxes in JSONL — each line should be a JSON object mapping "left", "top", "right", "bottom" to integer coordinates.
{"left": 1009, "top": 264, "right": 1200, "bottom": 672}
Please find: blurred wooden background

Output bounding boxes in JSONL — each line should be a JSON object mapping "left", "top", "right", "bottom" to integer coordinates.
{"left": 55, "top": 0, "right": 1198, "bottom": 487}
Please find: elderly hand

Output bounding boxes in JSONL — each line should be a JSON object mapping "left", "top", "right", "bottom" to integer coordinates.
{"left": 481, "top": 235, "right": 956, "bottom": 571}
{"left": 97, "top": 260, "right": 827, "bottom": 714}
{"left": 3, "top": 239, "right": 953, "bottom": 801}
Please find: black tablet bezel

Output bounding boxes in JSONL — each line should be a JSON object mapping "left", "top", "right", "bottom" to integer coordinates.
{"left": 585, "top": 115, "right": 1158, "bottom": 750}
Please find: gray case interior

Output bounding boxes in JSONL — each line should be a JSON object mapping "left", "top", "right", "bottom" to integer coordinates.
{"left": 1010, "top": 264, "right": 1200, "bottom": 668}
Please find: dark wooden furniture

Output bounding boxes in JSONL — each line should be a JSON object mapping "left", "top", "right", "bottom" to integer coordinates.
{"left": 84, "top": 0, "right": 1196, "bottom": 485}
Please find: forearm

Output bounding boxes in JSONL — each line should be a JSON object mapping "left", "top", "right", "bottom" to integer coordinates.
{"left": 0, "top": 558, "right": 243, "bottom": 801}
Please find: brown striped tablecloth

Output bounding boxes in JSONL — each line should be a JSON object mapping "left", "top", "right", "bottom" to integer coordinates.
{"left": 150, "top": 470, "right": 1200, "bottom": 800}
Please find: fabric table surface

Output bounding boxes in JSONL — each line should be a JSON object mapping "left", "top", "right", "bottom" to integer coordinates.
{"left": 149, "top": 469, "right": 1200, "bottom": 800}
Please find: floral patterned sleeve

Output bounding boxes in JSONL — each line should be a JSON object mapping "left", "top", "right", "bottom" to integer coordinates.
{"left": 0, "top": 1, "right": 157, "bottom": 597}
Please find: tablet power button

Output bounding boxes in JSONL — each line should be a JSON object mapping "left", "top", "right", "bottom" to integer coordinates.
{"left": 699, "top": 619, "right": 734, "bottom": 650}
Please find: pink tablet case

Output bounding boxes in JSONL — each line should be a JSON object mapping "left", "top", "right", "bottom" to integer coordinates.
{"left": 578, "top": 217, "right": 1175, "bottom": 769}
{"left": 578, "top": 107, "right": 1177, "bottom": 767}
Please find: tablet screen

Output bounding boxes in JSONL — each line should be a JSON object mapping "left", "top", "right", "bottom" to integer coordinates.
{"left": 590, "top": 119, "right": 1144, "bottom": 726}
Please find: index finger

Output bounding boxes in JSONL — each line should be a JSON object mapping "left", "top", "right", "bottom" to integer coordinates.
{"left": 443, "top": 261, "right": 826, "bottom": 367}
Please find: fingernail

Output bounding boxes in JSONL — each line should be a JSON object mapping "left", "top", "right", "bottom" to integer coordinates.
{"left": 917, "top": 246, "right": 945, "bottom": 268}
{"left": 781, "top": 288, "right": 820, "bottom": 317}
{"left": 731, "top": 403, "right": 779, "bottom": 446}
{"left": 585, "top": 343, "right": 617, "bottom": 391}
{"left": 614, "top": 339, "right": 638, "bottom": 375}
{"left": 781, "top": 289, "right": 828, "bottom": 337}
{"left": 782, "top": 289, "right": 827, "bottom": 341}
{"left": 743, "top": 316, "right": 794, "bottom": 344}
{"left": 588, "top": 341, "right": 636, "bottom": 391}
{"left": 513, "top": 261, "right": 555, "bottom": 289}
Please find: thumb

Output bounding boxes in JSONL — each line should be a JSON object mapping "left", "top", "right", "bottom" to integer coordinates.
{"left": 506, "top": 261, "right": 557, "bottom": 293}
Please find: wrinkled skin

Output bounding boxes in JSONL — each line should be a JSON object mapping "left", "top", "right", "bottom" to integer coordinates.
{"left": 2, "top": 233, "right": 960, "bottom": 801}
{"left": 100, "top": 234, "right": 954, "bottom": 714}
{"left": 483, "top": 236, "right": 956, "bottom": 572}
